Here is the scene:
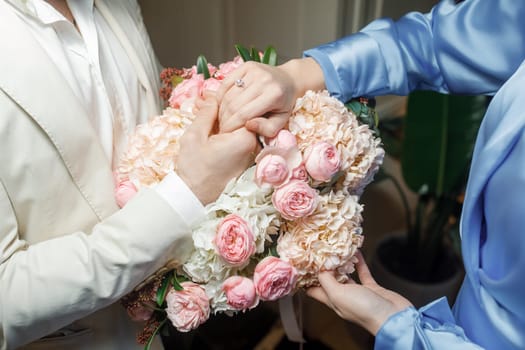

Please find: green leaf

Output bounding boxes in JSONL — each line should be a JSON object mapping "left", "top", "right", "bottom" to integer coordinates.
{"left": 235, "top": 44, "right": 252, "bottom": 62}
{"left": 196, "top": 55, "right": 210, "bottom": 79}
{"left": 401, "top": 91, "right": 486, "bottom": 196}
{"left": 250, "top": 47, "right": 261, "bottom": 62}
{"left": 155, "top": 274, "right": 170, "bottom": 307}
{"left": 262, "top": 46, "right": 278, "bottom": 66}
{"left": 171, "top": 274, "right": 184, "bottom": 291}
{"left": 269, "top": 246, "right": 279, "bottom": 257}
{"left": 144, "top": 319, "right": 167, "bottom": 350}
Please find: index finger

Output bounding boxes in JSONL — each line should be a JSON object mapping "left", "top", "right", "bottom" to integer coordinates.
{"left": 216, "top": 65, "right": 247, "bottom": 104}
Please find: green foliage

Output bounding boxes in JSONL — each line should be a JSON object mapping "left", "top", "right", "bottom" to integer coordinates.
{"left": 196, "top": 55, "right": 210, "bottom": 79}
{"left": 402, "top": 91, "right": 486, "bottom": 197}
{"left": 378, "top": 91, "right": 487, "bottom": 279}
{"left": 155, "top": 274, "right": 171, "bottom": 307}
{"left": 235, "top": 44, "right": 278, "bottom": 66}
{"left": 144, "top": 319, "right": 167, "bottom": 350}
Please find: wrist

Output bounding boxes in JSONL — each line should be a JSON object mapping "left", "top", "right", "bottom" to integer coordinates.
{"left": 280, "top": 57, "right": 325, "bottom": 97}
{"left": 368, "top": 303, "right": 411, "bottom": 335}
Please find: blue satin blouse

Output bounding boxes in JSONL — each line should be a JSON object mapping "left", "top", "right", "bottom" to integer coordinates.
{"left": 304, "top": 0, "right": 525, "bottom": 348}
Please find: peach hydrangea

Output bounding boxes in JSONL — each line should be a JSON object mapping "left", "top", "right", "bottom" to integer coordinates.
{"left": 277, "top": 190, "right": 364, "bottom": 288}
{"left": 117, "top": 107, "right": 194, "bottom": 190}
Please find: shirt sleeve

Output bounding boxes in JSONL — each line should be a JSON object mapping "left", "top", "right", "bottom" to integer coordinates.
{"left": 375, "top": 298, "right": 484, "bottom": 350}
{"left": 0, "top": 182, "right": 195, "bottom": 348}
{"left": 153, "top": 171, "right": 206, "bottom": 228}
{"left": 304, "top": 0, "right": 525, "bottom": 102}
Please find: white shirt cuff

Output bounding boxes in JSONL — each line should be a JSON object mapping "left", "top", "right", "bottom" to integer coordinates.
{"left": 153, "top": 171, "right": 206, "bottom": 228}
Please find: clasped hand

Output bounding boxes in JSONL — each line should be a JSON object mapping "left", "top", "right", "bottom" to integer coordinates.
{"left": 177, "top": 92, "right": 259, "bottom": 205}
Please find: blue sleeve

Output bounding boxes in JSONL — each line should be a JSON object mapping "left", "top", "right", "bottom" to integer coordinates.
{"left": 304, "top": 0, "right": 525, "bottom": 102}
{"left": 375, "top": 298, "right": 484, "bottom": 350}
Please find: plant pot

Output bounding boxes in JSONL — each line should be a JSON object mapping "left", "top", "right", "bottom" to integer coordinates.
{"left": 369, "top": 233, "right": 465, "bottom": 308}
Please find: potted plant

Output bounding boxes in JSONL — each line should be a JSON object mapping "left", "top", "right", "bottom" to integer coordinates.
{"left": 370, "top": 90, "right": 487, "bottom": 307}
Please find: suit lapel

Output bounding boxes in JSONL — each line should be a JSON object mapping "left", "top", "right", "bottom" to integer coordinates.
{"left": 0, "top": 5, "right": 118, "bottom": 220}
{"left": 95, "top": 0, "right": 160, "bottom": 118}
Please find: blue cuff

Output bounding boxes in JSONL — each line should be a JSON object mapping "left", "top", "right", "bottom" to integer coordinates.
{"left": 375, "top": 297, "right": 481, "bottom": 350}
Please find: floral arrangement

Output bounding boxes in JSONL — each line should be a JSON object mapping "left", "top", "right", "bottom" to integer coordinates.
{"left": 115, "top": 46, "right": 384, "bottom": 348}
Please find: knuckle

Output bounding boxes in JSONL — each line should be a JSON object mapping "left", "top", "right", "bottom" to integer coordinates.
{"left": 243, "top": 61, "right": 258, "bottom": 70}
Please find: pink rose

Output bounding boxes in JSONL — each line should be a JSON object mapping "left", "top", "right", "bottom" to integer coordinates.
{"left": 202, "top": 77, "right": 222, "bottom": 92}
{"left": 126, "top": 301, "right": 155, "bottom": 322}
{"left": 222, "top": 276, "right": 259, "bottom": 310}
{"left": 304, "top": 141, "right": 341, "bottom": 182}
{"left": 190, "top": 63, "right": 218, "bottom": 77}
{"left": 214, "top": 214, "right": 256, "bottom": 266}
{"left": 216, "top": 56, "right": 244, "bottom": 79}
{"left": 266, "top": 129, "right": 297, "bottom": 150}
{"left": 291, "top": 164, "right": 309, "bottom": 182}
{"left": 115, "top": 179, "right": 137, "bottom": 208}
{"left": 168, "top": 75, "right": 205, "bottom": 109}
{"left": 253, "top": 256, "right": 297, "bottom": 301}
{"left": 165, "top": 282, "right": 210, "bottom": 333}
{"left": 255, "top": 146, "right": 302, "bottom": 188}
{"left": 255, "top": 154, "right": 289, "bottom": 188}
{"left": 272, "top": 180, "right": 318, "bottom": 220}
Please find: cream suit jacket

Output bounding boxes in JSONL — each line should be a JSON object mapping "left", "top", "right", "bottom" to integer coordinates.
{"left": 0, "top": 1, "right": 190, "bottom": 349}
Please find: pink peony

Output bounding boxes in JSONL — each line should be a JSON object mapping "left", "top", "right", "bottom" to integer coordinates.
{"left": 253, "top": 256, "right": 297, "bottom": 301}
{"left": 291, "top": 163, "right": 309, "bottom": 182}
{"left": 168, "top": 75, "right": 205, "bottom": 109}
{"left": 222, "top": 276, "right": 259, "bottom": 310}
{"left": 266, "top": 129, "right": 297, "bottom": 150}
{"left": 272, "top": 180, "right": 318, "bottom": 220}
{"left": 255, "top": 146, "right": 302, "bottom": 188}
{"left": 214, "top": 214, "right": 256, "bottom": 266}
{"left": 115, "top": 178, "right": 138, "bottom": 208}
{"left": 202, "top": 77, "right": 222, "bottom": 92}
{"left": 215, "top": 56, "right": 244, "bottom": 79}
{"left": 165, "top": 282, "right": 210, "bottom": 332}
{"left": 304, "top": 141, "right": 341, "bottom": 182}
{"left": 255, "top": 154, "right": 289, "bottom": 188}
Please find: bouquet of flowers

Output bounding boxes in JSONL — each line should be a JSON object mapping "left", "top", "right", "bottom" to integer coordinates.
{"left": 115, "top": 46, "right": 384, "bottom": 348}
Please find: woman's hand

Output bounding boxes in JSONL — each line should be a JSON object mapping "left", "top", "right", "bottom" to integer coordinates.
{"left": 216, "top": 57, "right": 325, "bottom": 138}
{"left": 307, "top": 251, "right": 413, "bottom": 335}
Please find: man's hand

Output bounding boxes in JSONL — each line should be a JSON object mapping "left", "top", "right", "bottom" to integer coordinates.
{"left": 307, "top": 251, "right": 413, "bottom": 335}
{"left": 177, "top": 92, "right": 259, "bottom": 205}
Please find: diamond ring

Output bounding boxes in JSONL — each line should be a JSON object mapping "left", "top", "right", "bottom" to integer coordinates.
{"left": 234, "top": 78, "right": 245, "bottom": 88}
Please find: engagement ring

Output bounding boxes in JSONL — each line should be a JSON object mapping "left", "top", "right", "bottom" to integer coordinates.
{"left": 234, "top": 78, "right": 245, "bottom": 88}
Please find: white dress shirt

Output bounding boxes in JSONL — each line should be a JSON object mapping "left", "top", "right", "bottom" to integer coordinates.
{"left": 8, "top": 0, "right": 204, "bottom": 227}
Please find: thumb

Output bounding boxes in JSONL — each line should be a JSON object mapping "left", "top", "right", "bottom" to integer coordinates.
{"left": 189, "top": 92, "right": 219, "bottom": 139}
{"left": 317, "top": 271, "right": 340, "bottom": 291}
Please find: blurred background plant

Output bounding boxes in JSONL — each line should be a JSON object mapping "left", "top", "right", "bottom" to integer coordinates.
{"left": 374, "top": 90, "right": 488, "bottom": 283}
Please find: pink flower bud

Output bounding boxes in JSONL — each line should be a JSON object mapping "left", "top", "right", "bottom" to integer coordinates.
{"left": 214, "top": 214, "right": 256, "bottom": 266}
{"left": 304, "top": 141, "right": 341, "bottom": 182}
{"left": 253, "top": 257, "right": 297, "bottom": 301}
{"left": 222, "top": 276, "right": 259, "bottom": 310}
{"left": 272, "top": 180, "right": 318, "bottom": 220}
{"left": 115, "top": 179, "right": 138, "bottom": 208}
{"left": 267, "top": 130, "right": 297, "bottom": 150}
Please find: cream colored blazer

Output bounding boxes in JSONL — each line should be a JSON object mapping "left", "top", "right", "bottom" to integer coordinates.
{"left": 0, "top": 1, "right": 189, "bottom": 349}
